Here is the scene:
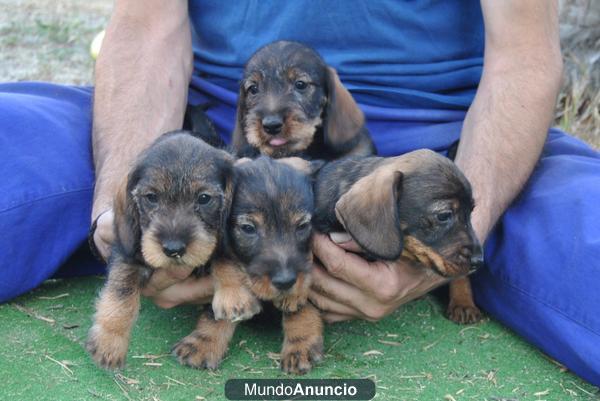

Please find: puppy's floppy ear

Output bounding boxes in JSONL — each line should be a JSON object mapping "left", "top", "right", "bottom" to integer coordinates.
{"left": 323, "top": 67, "right": 365, "bottom": 153}
{"left": 113, "top": 173, "right": 141, "bottom": 258}
{"left": 232, "top": 83, "right": 249, "bottom": 155}
{"left": 334, "top": 166, "right": 404, "bottom": 260}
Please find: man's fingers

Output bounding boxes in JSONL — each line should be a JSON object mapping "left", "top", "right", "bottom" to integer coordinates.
{"left": 145, "top": 267, "right": 195, "bottom": 293}
{"left": 335, "top": 240, "right": 363, "bottom": 253}
{"left": 166, "top": 268, "right": 195, "bottom": 281}
{"left": 145, "top": 275, "right": 214, "bottom": 308}
{"left": 94, "top": 209, "right": 115, "bottom": 260}
{"left": 312, "top": 233, "right": 382, "bottom": 288}
{"left": 311, "top": 264, "right": 376, "bottom": 312}
{"left": 308, "top": 290, "right": 360, "bottom": 317}
{"left": 93, "top": 230, "right": 111, "bottom": 261}
{"left": 146, "top": 269, "right": 179, "bottom": 292}
{"left": 329, "top": 232, "right": 363, "bottom": 253}
{"left": 322, "top": 312, "right": 355, "bottom": 324}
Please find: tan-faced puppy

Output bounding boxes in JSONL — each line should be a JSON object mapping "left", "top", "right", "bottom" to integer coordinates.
{"left": 313, "top": 149, "right": 484, "bottom": 323}
{"left": 232, "top": 40, "right": 375, "bottom": 160}
{"left": 86, "top": 132, "right": 234, "bottom": 370}
{"left": 172, "top": 157, "right": 323, "bottom": 375}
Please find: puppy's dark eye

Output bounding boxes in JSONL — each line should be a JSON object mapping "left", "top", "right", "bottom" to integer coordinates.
{"left": 144, "top": 193, "right": 158, "bottom": 204}
{"left": 296, "top": 221, "right": 310, "bottom": 232}
{"left": 197, "top": 193, "right": 212, "bottom": 205}
{"left": 294, "top": 80, "right": 308, "bottom": 90}
{"left": 240, "top": 224, "right": 256, "bottom": 235}
{"left": 436, "top": 211, "right": 453, "bottom": 222}
{"left": 247, "top": 84, "right": 259, "bottom": 95}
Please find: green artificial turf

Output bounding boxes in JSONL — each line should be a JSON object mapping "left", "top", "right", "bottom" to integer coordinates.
{"left": 0, "top": 277, "right": 598, "bottom": 401}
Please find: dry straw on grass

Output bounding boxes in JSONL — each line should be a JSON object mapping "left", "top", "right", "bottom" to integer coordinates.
{"left": 556, "top": 0, "right": 600, "bottom": 148}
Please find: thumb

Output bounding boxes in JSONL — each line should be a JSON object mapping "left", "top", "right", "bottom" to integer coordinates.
{"left": 329, "top": 232, "right": 363, "bottom": 253}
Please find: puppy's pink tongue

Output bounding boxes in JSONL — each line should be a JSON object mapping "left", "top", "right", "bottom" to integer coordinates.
{"left": 269, "top": 137, "right": 288, "bottom": 146}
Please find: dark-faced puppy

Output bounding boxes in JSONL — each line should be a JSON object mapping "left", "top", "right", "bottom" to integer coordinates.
{"left": 314, "top": 149, "right": 484, "bottom": 322}
{"left": 172, "top": 157, "right": 323, "bottom": 375}
{"left": 232, "top": 40, "right": 375, "bottom": 160}
{"left": 86, "top": 131, "right": 233, "bottom": 370}
{"left": 226, "top": 157, "right": 315, "bottom": 307}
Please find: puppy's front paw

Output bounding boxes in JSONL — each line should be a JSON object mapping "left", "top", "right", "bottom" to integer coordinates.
{"left": 280, "top": 335, "right": 323, "bottom": 375}
{"left": 447, "top": 302, "right": 483, "bottom": 324}
{"left": 86, "top": 324, "right": 129, "bottom": 370}
{"left": 212, "top": 287, "right": 261, "bottom": 321}
{"left": 172, "top": 331, "right": 224, "bottom": 369}
{"left": 275, "top": 293, "right": 307, "bottom": 313}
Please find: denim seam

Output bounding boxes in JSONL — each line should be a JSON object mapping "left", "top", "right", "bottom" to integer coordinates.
{"left": 0, "top": 187, "right": 94, "bottom": 214}
{"left": 494, "top": 271, "right": 600, "bottom": 338}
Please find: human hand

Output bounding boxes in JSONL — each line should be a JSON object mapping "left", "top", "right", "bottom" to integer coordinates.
{"left": 92, "top": 209, "right": 214, "bottom": 309}
{"left": 309, "top": 233, "right": 448, "bottom": 323}
{"left": 92, "top": 209, "right": 115, "bottom": 261}
{"left": 141, "top": 273, "right": 214, "bottom": 309}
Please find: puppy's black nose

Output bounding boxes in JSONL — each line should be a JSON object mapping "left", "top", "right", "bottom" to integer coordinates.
{"left": 470, "top": 245, "right": 484, "bottom": 271}
{"left": 262, "top": 115, "right": 283, "bottom": 135}
{"left": 271, "top": 271, "right": 297, "bottom": 291}
{"left": 162, "top": 240, "right": 186, "bottom": 258}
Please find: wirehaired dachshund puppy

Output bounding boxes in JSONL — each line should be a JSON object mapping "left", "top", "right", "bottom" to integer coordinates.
{"left": 172, "top": 157, "right": 323, "bottom": 375}
{"left": 232, "top": 40, "right": 375, "bottom": 160}
{"left": 86, "top": 131, "right": 234, "bottom": 369}
{"left": 313, "top": 149, "right": 484, "bottom": 324}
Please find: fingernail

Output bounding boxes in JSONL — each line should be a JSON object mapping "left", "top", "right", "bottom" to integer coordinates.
{"left": 329, "top": 232, "right": 352, "bottom": 244}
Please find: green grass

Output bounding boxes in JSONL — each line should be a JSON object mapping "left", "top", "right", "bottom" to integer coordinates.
{"left": 1, "top": 277, "right": 598, "bottom": 401}
{"left": 0, "top": 0, "right": 110, "bottom": 84}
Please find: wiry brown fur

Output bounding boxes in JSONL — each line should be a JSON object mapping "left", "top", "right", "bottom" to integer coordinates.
{"left": 401, "top": 236, "right": 465, "bottom": 277}
{"left": 140, "top": 221, "right": 217, "bottom": 271}
{"left": 86, "top": 260, "right": 142, "bottom": 370}
{"left": 273, "top": 271, "right": 312, "bottom": 313}
{"left": 243, "top": 109, "right": 322, "bottom": 158}
{"left": 314, "top": 149, "right": 485, "bottom": 324}
{"left": 232, "top": 40, "right": 375, "bottom": 160}
{"left": 281, "top": 303, "right": 324, "bottom": 375}
{"left": 211, "top": 258, "right": 261, "bottom": 321}
{"left": 172, "top": 309, "right": 237, "bottom": 369}
{"left": 87, "top": 132, "right": 234, "bottom": 369}
{"left": 447, "top": 277, "right": 482, "bottom": 324}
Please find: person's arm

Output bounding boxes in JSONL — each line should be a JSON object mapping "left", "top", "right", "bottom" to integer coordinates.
{"left": 90, "top": 0, "right": 212, "bottom": 299}
{"left": 92, "top": 0, "right": 193, "bottom": 257}
{"left": 309, "top": 0, "right": 563, "bottom": 322}
{"left": 455, "top": 0, "right": 562, "bottom": 242}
